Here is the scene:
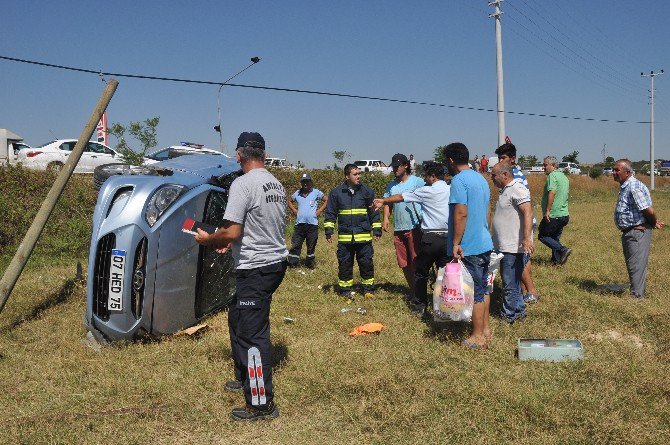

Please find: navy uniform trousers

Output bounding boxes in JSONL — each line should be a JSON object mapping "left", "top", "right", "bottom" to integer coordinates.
{"left": 288, "top": 223, "right": 319, "bottom": 267}
{"left": 229, "top": 260, "right": 287, "bottom": 409}
{"left": 337, "top": 242, "right": 374, "bottom": 293}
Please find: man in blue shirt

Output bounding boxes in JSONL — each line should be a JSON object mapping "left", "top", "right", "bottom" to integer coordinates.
{"left": 445, "top": 142, "right": 493, "bottom": 349}
{"left": 382, "top": 153, "right": 426, "bottom": 300}
{"left": 287, "top": 173, "right": 328, "bottom": 269}
{"left": 373, "top": 161, "right": 449, "bottom": 316}
{"left": 495, "top": 143, "right": 541, "bottom": 304}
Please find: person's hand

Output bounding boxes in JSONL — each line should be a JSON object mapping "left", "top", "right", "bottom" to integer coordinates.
{"left": 215, "top": 243, "right": 232, "bottom": 254}
{"left": 453, "top": 244, "right": 464, "bottom": 260}
{"left": 521, "top": 238, "right": 534, "bottom": 255}
{"left": 316, "top": 210, "right": 322, "bottom": 217}
{"left": 195, "top": 228, "right": 212, "bottom": 246}
{"left": 544, "top": 213, "right": 551, "bottom": 222}
{"left": 382, "top": 219, "right": 390, "bottom": 233}
{"left": 326, "top": 235, "right": 333, "bottom": 244}
{"left": 374, "top": 235, "right": 381, "bottom": 241}
{"left": 655, "top": 220, "right": 665, "bottom": 229}
{"left": 291, "top": 208, "right": 298, "bottom": 216}
{"left": 371, "top": 198, "right": 384, "bottom": 212}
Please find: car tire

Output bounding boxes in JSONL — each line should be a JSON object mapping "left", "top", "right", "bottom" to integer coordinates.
{"left": 94, "top": 163, "right": 157, "bottom": 190}
{"left": 47, "top": 161, "right": 64, "bottom": 173}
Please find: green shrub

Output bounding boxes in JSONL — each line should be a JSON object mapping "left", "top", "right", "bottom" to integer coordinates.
{"left": 0, "top": 165, "right": 97, "bottom": 258}
{"left": 589, "top": 168, "right": 603, "bottom": 179}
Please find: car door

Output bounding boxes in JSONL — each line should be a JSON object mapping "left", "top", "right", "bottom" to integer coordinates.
{"left": 83, "top": 142, "right": 115, "bottom": 172}
{"left": 57, "top": 141, "right": 77, "bottom": 171}
{"left": 93, "top": 142, "right": 115, "bottom": 168}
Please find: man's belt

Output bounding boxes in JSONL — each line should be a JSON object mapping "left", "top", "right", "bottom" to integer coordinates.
{"left": 422, "top": 229, "right": 448, "bottom": 234}
{"left": 621, "top": 225, "right": 646, "bottom": 234}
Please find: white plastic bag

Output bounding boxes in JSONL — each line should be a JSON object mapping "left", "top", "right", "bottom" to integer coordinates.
{"left": 486, "top": 252, "right": 504, "bottom": 294}
{"left": 433, "top": 260, "right": 474, "bottom": 321}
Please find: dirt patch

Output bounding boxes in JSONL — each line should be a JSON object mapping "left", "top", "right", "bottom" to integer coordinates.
{"left": 586, "top": 329, "right": 645, "bottom": 349}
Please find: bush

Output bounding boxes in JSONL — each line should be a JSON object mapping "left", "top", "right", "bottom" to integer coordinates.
{"left": 589, "top": 168, "right": 603, "bottom": 179}
{"left": 0, "top": 165, "right": 97, "bottom": 258}
{"left": 270, "top": 168, "right": 391, "bottom": 196}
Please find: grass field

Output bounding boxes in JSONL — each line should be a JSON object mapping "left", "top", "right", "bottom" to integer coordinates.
{"left": 1, "top": 172, "right": 669, "bottom": 444}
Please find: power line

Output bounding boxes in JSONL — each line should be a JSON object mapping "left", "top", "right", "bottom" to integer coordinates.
{"left": 0, "top": 54, "right": 650, "bottom": 124}
{"left": 505, "top": 0, "right": 644, "bottom": 99}
{"left": 510, "top": 0, "right": 646, "bottom": 93}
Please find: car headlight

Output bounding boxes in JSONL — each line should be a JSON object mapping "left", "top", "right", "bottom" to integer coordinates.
{"left": 145, "top": 185, "right": 185, "bottom": 227}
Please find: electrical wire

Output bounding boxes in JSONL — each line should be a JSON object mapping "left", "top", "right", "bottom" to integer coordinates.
{"left": 509, "top": 0, "right": 646, "bottom": 93}
{"left": 505, "top": 1, "right": 643, "bottom": 100}
{"left": 0, "top": 54, "right": 651, "bottom": 124}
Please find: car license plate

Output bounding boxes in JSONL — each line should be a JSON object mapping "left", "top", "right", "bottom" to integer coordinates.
{"left": 108, "top": 249, "right": 126, "bottom": 311}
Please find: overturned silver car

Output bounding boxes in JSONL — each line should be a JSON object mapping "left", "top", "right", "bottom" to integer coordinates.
{"left": 85, "top": 154, "right": 242, "bottom": 342}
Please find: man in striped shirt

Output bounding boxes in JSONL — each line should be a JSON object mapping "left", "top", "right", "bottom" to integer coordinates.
{"left": 612, "top": 159, "right": 664, "bottom": 298}
{"left": 495, "top": 143, "right": 541, "bottom": 303}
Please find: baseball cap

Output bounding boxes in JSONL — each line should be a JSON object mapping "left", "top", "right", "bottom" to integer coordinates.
{"left": 390, "top": 153, "right": 409, "bottom": 168}
{"left": 300, "top": 173, "right": 312, "bottom": 182}
{"left": 236, "top": 132, "right": 265, "bottom": 150}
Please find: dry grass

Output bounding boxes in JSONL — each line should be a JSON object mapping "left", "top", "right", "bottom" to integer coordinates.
{"left": 1, "top": 176, "right": 669, "bottom": 444}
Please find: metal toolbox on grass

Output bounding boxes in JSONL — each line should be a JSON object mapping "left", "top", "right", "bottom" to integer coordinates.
{"left": 517, "top": 338, "right": 584, "bottom": 362}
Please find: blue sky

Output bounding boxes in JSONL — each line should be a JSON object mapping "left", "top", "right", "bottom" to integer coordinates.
{"left": 1, "top": 0, "right": 668, "bottom": 167}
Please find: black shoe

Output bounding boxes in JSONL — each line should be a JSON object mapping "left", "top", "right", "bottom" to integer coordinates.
{"left": 559, "top": 248, "right": 572, "bottom": 265}
{"left": 410, "top": 303, "right": 426, "bottom": 318}
{"left": 231, "top": 402, "right": 279, "bottom": 421}
{"left": 224, "top": 380, "right": 244, "bottom": 392}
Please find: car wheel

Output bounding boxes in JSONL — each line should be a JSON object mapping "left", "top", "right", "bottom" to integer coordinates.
{"left": 47, "top": 161, "right": 64, "bottom": 173}
{"left": 94, "top": 163, "right": 157, "bottom": 190}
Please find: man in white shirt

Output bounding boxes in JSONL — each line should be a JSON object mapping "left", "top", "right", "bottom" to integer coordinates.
{"left": 491, "top": 163, "right": 534, "bottom": 324}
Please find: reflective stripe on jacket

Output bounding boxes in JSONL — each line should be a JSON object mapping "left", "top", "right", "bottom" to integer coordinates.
{"left": 324, "top": 182, "right": 381, "bottom": 243}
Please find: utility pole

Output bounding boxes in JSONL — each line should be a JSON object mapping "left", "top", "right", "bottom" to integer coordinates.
{"left": 489, "top": 0, "right": 506, "bottom": 147}
{"left": 641, "top": 69, "right": 663, "bottom": 190}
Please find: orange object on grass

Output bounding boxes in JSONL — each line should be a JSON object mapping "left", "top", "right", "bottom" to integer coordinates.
{"left": 349, "top": 322, "right": 384, "bottom": 336}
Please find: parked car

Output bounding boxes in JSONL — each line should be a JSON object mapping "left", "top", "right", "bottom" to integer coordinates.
{"left": 558, "top": 162, "right": 581, "bottom": 175}
{"left": 353, "top": 160, "right": 392, "bottom": 174}
{"left": 17, "top": 139, "right": 119, "bottom": 173}
{"left": 264, "top": 157, "right": 291, "bottom": 168}
{"left": 602, "top": 167, "right": 613, "bottom": 176}
{"left": 85, "top": 154, "right": 241, "bottom": 342}
{"left": 528, "top": 165, "right": 545, "bottom": 174}
{"left": 144, "top": 142, "right": 226, "bottom": 165}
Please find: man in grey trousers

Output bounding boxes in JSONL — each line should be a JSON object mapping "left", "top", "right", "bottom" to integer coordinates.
{"left": 612, "top": 159, "right": 664, "bottom": 299}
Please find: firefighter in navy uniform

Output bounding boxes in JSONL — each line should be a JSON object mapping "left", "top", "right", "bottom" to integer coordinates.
{"left": 324, "top": 163, "right": 382, "bottom": 298}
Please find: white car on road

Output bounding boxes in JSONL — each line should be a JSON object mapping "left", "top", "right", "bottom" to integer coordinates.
{"left": 17, "top": 139, "right": 119, "bottom": 173}
{"left": 354, "top": 160, "right": 392, "bottom": 174}
{"left": 559, "top": 162, "right": 581, "bottom": 175}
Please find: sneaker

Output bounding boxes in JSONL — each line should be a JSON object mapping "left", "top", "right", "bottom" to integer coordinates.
{"left": 224, "top": 380, "right": 244, "bottom": 392}
{"left": 523, "top": 293, "right": 541, "bottom": 304}
{"left": 559, "top": 248, "right": 572, "bottom": 265}
{"left": 231, "top": 402, "right": 279, "bottom": 422}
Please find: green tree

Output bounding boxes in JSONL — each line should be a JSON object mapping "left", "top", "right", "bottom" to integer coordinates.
{"left": 604, "top": 156, "right": 615, "bottom": 167}
{"left": 526, "top": 155, "right": 538, "bottom": 167}
{"left": 517, "top": 155, "right": 528, "bottom": 168}
{"left": 562, "top": 150, "right": 579, "bottom": 163}
{"left": 107, "top": 116, "right": 160, "bottom": 165}
{"left": 433, "top": 145, "right": 448, "bottom": 164}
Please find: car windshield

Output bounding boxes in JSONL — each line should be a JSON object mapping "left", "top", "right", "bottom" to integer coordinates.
{"left": 559, "top": 163, "right": 568, "bottom": 168}
{"left": 354, "top": 161, "right": 367, "bottom": 166}
{"left": 148, "top": 148, "right": 170, "bottom": 161}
